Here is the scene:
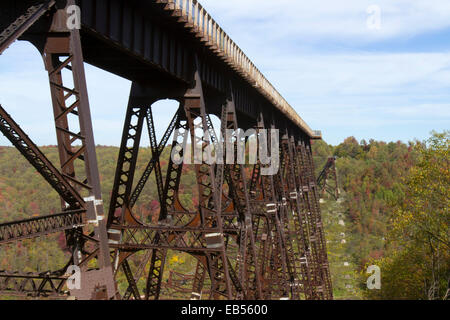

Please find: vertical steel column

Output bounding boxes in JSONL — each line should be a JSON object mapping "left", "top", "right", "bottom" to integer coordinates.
{"left": 255, "top": 114, "right": 291, "bottom": 299}
{"left": 222, "top": 84, "right": 263, "bottom": 299}
{"left": 296, "top": 140, "right": 333, "bottom": 299}
{"left": 183, "top": 57, "right": 231, "bottom": 299}
{"left": 190, "top": 258, "right": 207, "bottom": 300}
{"left": 284, "top": 132, "right": 318, "bottom": 299}
{"left": 294, "top": 140, "right": 322, "bottom": 299}
{"left": 302, "top": 141, "right": 333, "bottom": 299}
{"left": 107, "top": 102, "right": 146, "bottom": 227}
{"left": 42, "top": 5, "right": 114, "bottom": 298}
{"left": 278, "top": 133, "right": 302, "bottom": 299}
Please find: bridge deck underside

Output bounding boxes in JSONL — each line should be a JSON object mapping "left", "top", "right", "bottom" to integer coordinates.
{"left": 0, "top": 0, "right": 331, "bottom": 300}
{"left": 76, "top": 0, "right": 311, "bottom": 138}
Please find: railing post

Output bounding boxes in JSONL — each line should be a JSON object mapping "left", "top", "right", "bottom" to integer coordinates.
{"left": 213, "top": 22, "right": 217, "bottom": 46}
{"left": 199, "top": 7, "right": 204, "bottom": 31}
{"left": 194, "top": 1, "right": 199, "bottom": 26}
{"left": 208, "top": 17, "right": 213, "bottom": 41}
{"left": 188, "top": 0, "right": 193, "bottom": 22}
{"left": 182, "top": 0, "right": 187, "bottom": 16}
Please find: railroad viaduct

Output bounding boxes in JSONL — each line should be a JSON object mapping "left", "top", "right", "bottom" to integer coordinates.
{"left": 0, "top": 0, "right": 332, "bottom": 300}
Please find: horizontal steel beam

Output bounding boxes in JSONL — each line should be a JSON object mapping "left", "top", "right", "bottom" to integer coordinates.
{"left": 0, "top": 210, "right": 84, "bottom": 245}
{"left": 0, "top": 271, "right": 68, "bottom": 298}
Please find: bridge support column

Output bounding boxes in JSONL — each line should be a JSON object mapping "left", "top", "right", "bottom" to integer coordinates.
{"left": 0, "top": 2, "right": 115, "bottom": 299}
{"left": 246, "top": 113, "right": 292, "bottom": 299}
{"left": 318, "top": 157, "right": 340, "bottom": 200}
{"left": 43, "top": 23, "right": 115, "bottom": 301}
{"left": 182, "top": 61, "right": 232, "bottom": 299}
{"left": 294, "top": 140, "right": 333, "bottom": 300}
{"left": 221, "top": 84, "right": 263, "bottom": 299}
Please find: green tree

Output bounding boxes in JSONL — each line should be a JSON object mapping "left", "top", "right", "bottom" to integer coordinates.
{"left": 366, "top": 131, "right": 449, "bottom": 300}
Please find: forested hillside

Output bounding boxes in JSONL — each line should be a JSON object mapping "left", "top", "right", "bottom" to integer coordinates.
{"left": 313, "top": 131, "right": 449, "bottom": 300}
{"left": 313, "top": 137, "right": 419, "bottom": 267}
{"left": 0, "top": 131, "right": 448, "bottom": 299}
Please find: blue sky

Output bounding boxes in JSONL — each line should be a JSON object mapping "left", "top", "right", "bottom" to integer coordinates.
{"left": 1, "top": 0, "right": 449, "bottom": 146}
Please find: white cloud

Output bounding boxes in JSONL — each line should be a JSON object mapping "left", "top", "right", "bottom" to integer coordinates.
{"left": 262, "top": 52, "right": 450, "bottom": 99}
{"left": 382, "top": 103, "right": 450, "bottom": 118}
{"left": 1, "top": 3, "right": 449, "bottom": 147}
{"left": 200, "top": 0, "right": 450, "bottom": 44}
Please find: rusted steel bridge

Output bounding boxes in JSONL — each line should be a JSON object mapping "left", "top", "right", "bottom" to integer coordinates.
{"left": 318, "top": 157, "right": 339, "bottom": 201}
{"left": 0, "top": 0, "right": 332, "bottom": 300}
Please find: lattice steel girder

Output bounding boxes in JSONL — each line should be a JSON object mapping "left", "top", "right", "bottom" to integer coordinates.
{"left": 0, "top": 210, "right": 84, "bottom": 245}
{"left": 121, "top": 260, "right": 140, "bottom": 300}
{"left": 144, "top": 249, "right": 166, "bottom": 299}
{"left": 0, "top": 271, "right": 68, "bottom": 298}
{"left": 122, "top": 250, "right": 152, "bottom": 300}
{"left": 162, "top": 269, "right": 213, "bottom": 298}
{"left": 107, "top": 104, "right": 147, "bottom": 226}
{"left": 190, "top": 260, "right": 208, "bottom": 300}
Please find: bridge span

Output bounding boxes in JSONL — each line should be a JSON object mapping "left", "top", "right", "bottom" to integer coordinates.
{"left": 0, "top": 0, "right": 331, "bottom": 300}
